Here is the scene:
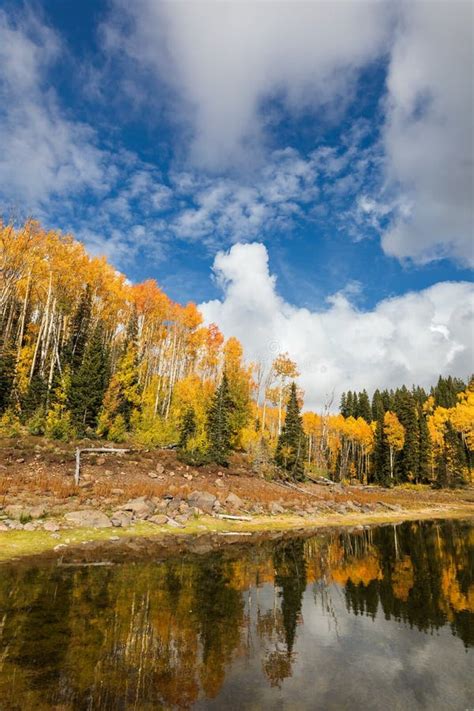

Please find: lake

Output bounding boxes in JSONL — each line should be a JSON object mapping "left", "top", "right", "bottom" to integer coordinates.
{"left": 0, "top": 519, "right": 472, "bottom": 710}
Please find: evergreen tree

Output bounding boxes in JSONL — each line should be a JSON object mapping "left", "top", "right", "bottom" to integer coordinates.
{"left": 179, "top": 407, "right": 197, "bottom": 450}
{"left": 346, "top": 391, "right": 354, "bottom": 418}
{"left": 371, "top": 389, "right": 384, "bottom": 421}
{"left": 68, "top": 324, "right": 110, "bottom": 431}
{"left": 373, "top": 409, "right": 390, "bottom": 484}
{"left": 206, "top": 372, "right": 234, "bottom": 465}
{"left": 340, "top": 392, "right": 348, "bottom": 417}
{"left": 418, "top": 407, "right": 431, "bottom": 483}
{"left": 394, "top": 387, "right": 420, "bottom": 482}
{"left": 358, "top": 390, "right": 372, "bottom": 422}
{"left": 275, "top": 382, "right": 307, "bottom": 481}
{"left": 432, "top": 375, "right": 466, "bottom": 408}
{"left": 437, "top": 421, "right": 467, "bottom": 487}
{"left": 63, "top": 286, "right": 92, "bottom": 370}
{"left": 0, "top": 341, "right": 15, "bottom": 414}
{"left": 97, "top": 340, "right": 140, "bottom": 437}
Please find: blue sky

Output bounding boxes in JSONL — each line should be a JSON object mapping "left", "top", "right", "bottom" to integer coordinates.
{"left": 0, "top": 0, "right": 472, "bottom": 406}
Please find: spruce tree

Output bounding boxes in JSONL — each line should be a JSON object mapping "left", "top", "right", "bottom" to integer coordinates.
{"left": 179, "top": 407, "right": 197, "bottom": 450}
{"left": 358, "top": 390, "right": 372, "bottom": 422}
{"left": 275, "top": 382, "right": 307, "bottom": 481}
{"left": 206, "top": 372, "right": 234, "bottom": 465}
{"left": 340, "top": 392, "right": 348, "bottom": 417}
{"left": 69, "top": 324, "right": 110, "bottom": 431}
{"left": 394, "top": 387, "right": 420, "bottom": 482}
{"left": 418, "top": 407, "right": 431, "bottom": 483}
{"left": 63, "top": 286, "right": 92, "bottom": 370}
{"left": 373, "top": 409, "right": 390, "bottom": 484}
{"left": 0, "top": 341, "right": 15, "bottom": 414}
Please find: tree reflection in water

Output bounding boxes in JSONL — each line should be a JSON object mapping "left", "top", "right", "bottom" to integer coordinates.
{"left": 0, "top": 519, "right": 472, "bottom": 709}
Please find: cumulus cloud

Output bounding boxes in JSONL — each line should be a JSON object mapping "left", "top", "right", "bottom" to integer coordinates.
{"left": 0, "top": 10, "right": 106, "bottom": 207}
{"left": 200, "top": 242, "right": 473, "bottom": 410}
{"left": 107, "top": 0, "right": 390, "bottom": 167}
{"left": 106, "top": 0, "right": 473, "bottom": 266}
{"left": 381, "top": 1, "right": 474, "bottom": 266}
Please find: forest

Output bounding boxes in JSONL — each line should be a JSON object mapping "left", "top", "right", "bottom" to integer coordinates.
{"left": 0, "top": 220, "right": 472, "bottom": 488}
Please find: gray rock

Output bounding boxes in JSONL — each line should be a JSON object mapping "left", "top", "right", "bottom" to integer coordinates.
{"left": 225, "top": 492, "right": 244, "bottom": 510}
{"left": 148, "top": 471, "right": 158, "bottom": 479}
{"left": 174, "top": 513, "right": 191, "bottom": 525}
{"left": 148, "top": 514, "right": 168, "bottom": 525}
{"left": 121, "top": 497, "right": 155, "bottom": 518}
{"left": 269, "top": 502, "right": 285, "bottom": 515}
{"left": 111, "top": 511, "right": 133, "bottom": 528}
{"left": 166, "top": 518, "right": 184, "bottom": 528}
{"left": 23, "top": 522, "right": 37, "bottom": 531}
{"left": 43, "top": 521, "right": 60, "bottom": 532}
{"left": 187, "top": 490, "right": 217, "bottom": 514}
{"left": 0, "top": 522, "right": 9, "bottom": 531}
{"left": 64, "top": 510, "right": 112, "bottom": 528}
{"left": 156, "top": 463, "right": 165, "bottom": 475}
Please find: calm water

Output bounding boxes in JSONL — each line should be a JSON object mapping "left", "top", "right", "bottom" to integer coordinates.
{"left": 0, "top": 520, "right": 472, "bottom": 711}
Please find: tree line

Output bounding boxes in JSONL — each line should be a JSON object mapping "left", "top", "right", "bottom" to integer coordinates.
{"left": 0, "top": 220, "right": 472, "bottom": 486}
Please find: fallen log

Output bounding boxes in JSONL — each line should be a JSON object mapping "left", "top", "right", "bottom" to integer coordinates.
{"left": 214, "top": 513, "right": 252, "bottom": 522}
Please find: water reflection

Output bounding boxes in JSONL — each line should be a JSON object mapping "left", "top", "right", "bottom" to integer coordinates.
{"left": 0, "top": 519, "right": 472, "bottom": 710}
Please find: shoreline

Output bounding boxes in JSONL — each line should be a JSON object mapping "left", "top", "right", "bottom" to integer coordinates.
{"left": 1, "top": 504, "right": 473, "bottom": 565}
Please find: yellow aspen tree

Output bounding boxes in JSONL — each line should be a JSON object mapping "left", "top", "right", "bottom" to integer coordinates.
{"left": 383, "top": 411, "right": 405, "bottom": 480}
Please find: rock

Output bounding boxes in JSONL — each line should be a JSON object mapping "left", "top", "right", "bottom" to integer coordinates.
{"left": 8, "top": 521, "right": 24, "bottom": 530}
{"left": 4, "top": 505, "right": 23, "bottom": 520}
{"left": 183, "top": 473, "right": 193, "bottom": 481}
{"left": 0, "top": 522, "right": 9, "bottom": 531}
{"left": 156, "top": 463, "right": 165, "bottom": 475}
{"left": 225, "top": 492, "right": 244, "bottom": 510}
{"left": 167, "top": 498, "right": 182, "bottom": 513}
{"left": 215, "top": 479, "right": 225, "bottom": 488}
{"left": 16, "top": 458, "right": 25, "bottom": 463}
{"left": 217, "top": 471, "right": 224, "bottom": 477}
{"left": 28, "top": 505, "right": 47, "bottom": 519}
{"left": 96, "top": 457, "right": 106, "bottom": 466}
{"left": 111, "top": 511, "right": 133, "bottom": 528}
{"left": 64, "top": 510, "right": 112, "bottom": 528}
{"left": 23, "top": 522, "right": 37, "bottom": 531}
{"left": 121, "top": 497, "right": 155, "bottom": 518}
{"left": 187, "top": 490, "right": 217, "bottom": 514}
{"left": 178, "top": 501, "right": 190, "bottom": 514}
{"left": 270, "top": 502, "right": 285, "bottom": 515}
{"left": 43, "top": 521, "right": 60, "bottom": 532}
{"left": 148, "top": 471, "right": 158, "bottom": 479}
{"left": 111, "top": 488, "right": 124, "bottom": 495}
{"left": 79, "top": 480, "right": 93, "bottom": 489}
{"left": 174, "top": 513, "right": 190, "bottom": 525}
{"left": 166, "top": 518, "right": 184, "bottom": 528}
{"left": 148, "top": 514, "right": 168, "bottom": 525}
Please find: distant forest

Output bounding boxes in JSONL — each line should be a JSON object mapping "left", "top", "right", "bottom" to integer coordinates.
{"left": 0, "top": 221, "right": 472, "bottom": 487}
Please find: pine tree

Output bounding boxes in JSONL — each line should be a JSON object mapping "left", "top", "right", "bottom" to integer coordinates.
{"left": 418, "top": 406, "right": 431, "bottom": 483}
{"left": 275, "top": 382, "right": 307, "bottom": 481}
{"left": 97, "top": 341, "right": 140, "bottom": 437}
{"left": 179, "top": 407, "right": 197, "bottom": 450}
{"left": 0, "top": 341, "right": 15, "bottom": 414}
{"left": 340, "top": 392, "right": 348, "bottom": 417}
{"left": 373, "top": 409, "right": 390, "bottom": 484}
{"left": 63, "top": 286, "right": 92, "bottom": 370}
{"left": 346, "top": 391, "right": 354, "bottom": 418}
{"left": 371, "top": 389, "right": 383, "bottom": 421}
{"left": 69, "top": 324, "right": 110, "bottom": 431}
{"left": 394, "top": 387, "right": 420, "bottom": 482}
{"left": 206, "top": 372, "right": 234, "bottom": 465}
{"left": 358, "top": 390, "right": 372, "bottom": 422}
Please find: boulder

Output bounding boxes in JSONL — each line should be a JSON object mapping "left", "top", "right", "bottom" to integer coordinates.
{"left": 174, "top": 513, "right": 191, "bottom": 525}
{"left": 0, "top": 522, "right": 9, "bottom": 531}
{"left": 269, "top": 502, "right": 285, "bottom": 515}
{"left": 156, "top": 463, "right": 165, "bottom": 475}
{"left": 225, "top": 492, "right": 244, "bottom": 510}
{"left": 43, "top": 521, "right": 60, "bottom": 532}
{"left": 111, "top": 511, "right": 133, "bottom": 528}
{"left": 64, "top": 510, "right": 112, "bottom": 528}
{"left": 121, "top": 497, "right": 155, "bottom": 518}
{"left": 148, "top": 514, "right": 168, "bottom": 526}
{"left": 187, "top": 491, "right": 216, "bottom": 514}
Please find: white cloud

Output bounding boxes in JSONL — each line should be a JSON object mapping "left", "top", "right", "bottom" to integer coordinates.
{"left": 107, "top": 1, "right": 473, "bottom": 266}
{"left": 381, "top": 1, "right": 474, "bottom": 266}
{"left": 108, "top": 0, "right": 390, "bottom": 168}
{"left": 200, "top": 242, "right": 473, "bottom": 410}
{"left": 0, "top": 10, "right": 106, "bottom": 207}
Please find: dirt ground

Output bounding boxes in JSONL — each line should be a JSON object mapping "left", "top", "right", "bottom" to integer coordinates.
{"left": 1, "top": 435, "right": 473, "bottom": 515}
